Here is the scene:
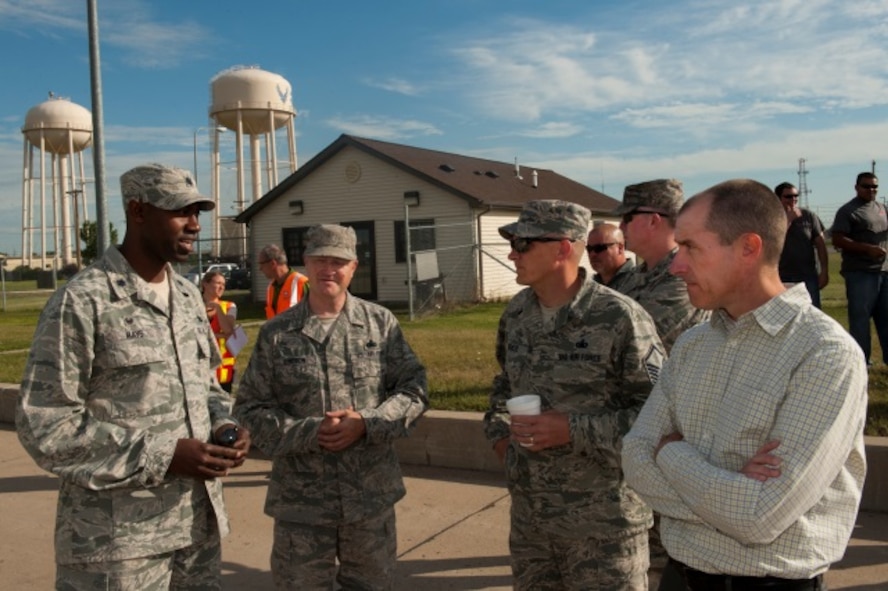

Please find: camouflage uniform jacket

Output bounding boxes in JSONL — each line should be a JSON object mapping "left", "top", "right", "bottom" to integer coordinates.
{"left": 621, "top": 248, "right": 710, "bottom": 353}
{"left": 483, "top": 268, "right": 664, "bottom": 539}
{"left": 595, "top": 259, "right": 636, "bottom": 294}
{"left": 233, "top": 294, "right": 428, "bottom": 525}
{"left": 16, "top": 245, "right": 234, "bottom": 564}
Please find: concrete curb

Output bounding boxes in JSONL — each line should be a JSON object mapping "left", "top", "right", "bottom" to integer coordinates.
{"left": 2, "top": 383, "right": 886, "bottom": 512}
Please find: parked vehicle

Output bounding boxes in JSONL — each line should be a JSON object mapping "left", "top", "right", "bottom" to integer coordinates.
{"left": 226, "top": 268, "right": 252, "bottom": 290}
{"left": 182, "top": 263, "right": 239, "bottom": 286}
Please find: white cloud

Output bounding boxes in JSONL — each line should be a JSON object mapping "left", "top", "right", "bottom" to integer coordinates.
{"left": 365, "top": 77, "right": 422, "bottom": 96}
{"left": 0, "top": 0, "right": 212, "bottom": 68}
{"left": 517, "top": 122, "right": 583, "bottom": 139}
{"left": 612, "top": 101, "right": 813, "bottom": 130}
{"left": 445, "top": 2, "right": 888, "bottom": 124}
{"left": 0, "top": 0, "right": 82, "bottom": 32}
{"left": 325, "top": 115, "right": 442, "bottom": 140}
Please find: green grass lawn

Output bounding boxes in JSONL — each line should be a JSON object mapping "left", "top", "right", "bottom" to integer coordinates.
{"left": 3, "top": 255, "right": 888, "bottom": 435}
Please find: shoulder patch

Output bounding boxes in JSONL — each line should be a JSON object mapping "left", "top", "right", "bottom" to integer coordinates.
{"left": 643, "top": 344, "right": 665, "bottom": 384}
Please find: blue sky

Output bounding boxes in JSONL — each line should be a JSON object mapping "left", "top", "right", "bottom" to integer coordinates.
{"left": 2, "top": 0, "right": 888, "bottom": 257}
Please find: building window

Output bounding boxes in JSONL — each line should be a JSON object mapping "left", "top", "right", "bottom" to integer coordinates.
{"left": 394, "top": 219, "right": 435, "bottom": 263}
{"left": 282, "top": 227, "right": 311, "bottom": 267}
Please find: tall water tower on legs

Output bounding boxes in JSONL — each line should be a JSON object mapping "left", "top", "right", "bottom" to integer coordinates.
{"left": 209, "top": 66, "right": 297, "bottom": 261}
{"left": 21, "top": 95, "right": 93, "bottom": 269}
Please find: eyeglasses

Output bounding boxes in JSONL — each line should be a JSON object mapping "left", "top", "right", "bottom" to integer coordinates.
{"left": 780, "top": 193, "right": 800, "bottom": 199}
{"left": 860, "top": 183, "right": 879, "bottom": 190}
{"left": 509, "top": 237, "right": 565, "bottom": 253}
{"left": 586, "top": 242, "right": 617, "bottom": 254}
{"left": 622, "top": 209, "right": 669, "bottom": 224}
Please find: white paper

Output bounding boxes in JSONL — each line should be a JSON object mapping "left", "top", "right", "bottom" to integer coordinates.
{"left": 226, "top": 325, "right": 248, "bottom": 356}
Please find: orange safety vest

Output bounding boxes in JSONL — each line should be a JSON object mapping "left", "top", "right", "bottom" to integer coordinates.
{"left": 210, "top": 300, "right": 236, "bottom": 385}
{"left": 265, "top": 271, "right": 309, "bottom": 319}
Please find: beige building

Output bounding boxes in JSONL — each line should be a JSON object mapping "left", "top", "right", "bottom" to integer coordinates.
{"left": 235, "top": 134, "right": 620, "bottom": 304}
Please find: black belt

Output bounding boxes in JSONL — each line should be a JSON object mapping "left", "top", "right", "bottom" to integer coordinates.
{"left": 668, "top": 558, "right": 823, "bottom": 591}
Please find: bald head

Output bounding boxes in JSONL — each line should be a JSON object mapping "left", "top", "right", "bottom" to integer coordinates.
{"left": 586, "top": 223, "right": 627, "bottom": 285}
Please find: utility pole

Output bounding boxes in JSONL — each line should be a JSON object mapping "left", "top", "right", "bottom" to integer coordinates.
{"left": 797, "top": 158, "right": 811, "bottom": 209}
{"left": 87, "top": 0, "right": 110, "bottom": 253}
{"left": 66, "top": 189, "right": 84, "bottom": 269}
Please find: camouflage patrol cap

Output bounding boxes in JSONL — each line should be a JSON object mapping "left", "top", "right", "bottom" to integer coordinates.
{"left": 304, "top": 224, "right": 357, "bottom": 261}
{"left": 498, "top": 199, "right": 591, "bottom": 241}
{"left": 120, "top": 163, "right": 214, "bottom": 211}
{"left": 613, "top": 178, "right": 683, "bottom": 216}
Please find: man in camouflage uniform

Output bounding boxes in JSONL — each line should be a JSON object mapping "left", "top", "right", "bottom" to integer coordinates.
{"left": 233, "top": 224, "right": 428, "bottom": 590}
{"left": 586, "top": 222, "right": 635, "bottom": 292}
{"left": 615, "top": 179, "right": 710, "bottom": 353}
{"left": 17, "top": 163, "right": 251, "bottom": 590}
{"left": 614, "top": 179, "right": 709, "bottom": 590}
{"left": 484, "top": 200, "right": 665, "bottom": 591}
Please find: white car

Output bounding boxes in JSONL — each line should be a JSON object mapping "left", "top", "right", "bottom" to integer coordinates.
{"left": 183, "top": 263, "right": 239, "bottom": 285}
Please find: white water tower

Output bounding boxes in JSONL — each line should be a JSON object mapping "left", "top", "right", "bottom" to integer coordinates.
{"left": 208, "top": 65, "right": 298, "bottom": 259}
{"left": 21, "top": 94, "right": 93, "bottom": 269}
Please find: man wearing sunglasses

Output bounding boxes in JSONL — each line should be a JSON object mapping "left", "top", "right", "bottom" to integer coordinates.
{"left": 586, "top": 223, "right": 635, "bottom": 292}
{"left": 484, "top": 199, "right": 664, "bottom": 590}
{"left": 614, "top": 179, "right": 709, "bottom": 353}
{"left": 613, "top": 178, "right": 709, "bottom": 591}
{"left": 832, "top": 171, "right": 888, "bottom": 366}
{"left": 774, "top": 182, "right": 829, "bottom": 309}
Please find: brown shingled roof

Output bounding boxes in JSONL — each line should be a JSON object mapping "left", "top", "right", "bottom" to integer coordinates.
{"left": 236, "top": 134, "right": 619, "bottom": 223}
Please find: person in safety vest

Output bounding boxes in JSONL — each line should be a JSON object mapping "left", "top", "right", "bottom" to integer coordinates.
{"left": 258, "top": 243, "right": 309, "bottom": 319}
{"left": 202, "top": 270, "right": 238, "bottom": 393}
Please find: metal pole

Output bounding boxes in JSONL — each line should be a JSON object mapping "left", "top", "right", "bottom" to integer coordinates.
{"left": 405, "top": 200, "right": 414, "bottom": 321}
{"left": 193, "top": 128, "right": 203, "bottom": 274}
{"left": 1, "top": 259, "right": 7, "bottom": 312}
{"left": 87, "top": 0, "right": 110, "bottom": 253}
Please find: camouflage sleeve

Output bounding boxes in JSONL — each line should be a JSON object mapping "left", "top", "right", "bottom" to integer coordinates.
{"left": 16, "top": 289, "right": 177, "bottom": 490}
{"left": 569, "top": 305, "right": 664, "bottom": 458}
{"left": 483, "top": 310, "right": 512, "bottom": 445}
{"left": 359, "top": 317, "right": 429, "bottom": 444}
{"left": 232, "top": 323, "right": 323, "bottom": 457}
{"left": 644, "top": 280, "right": 709, "bottom": 353}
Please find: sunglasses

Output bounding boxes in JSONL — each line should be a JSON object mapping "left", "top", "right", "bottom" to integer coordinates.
{"left": 622, "top": 209, "right": 669, "bottom": 224}
{"left": 860, "top": 184, "right": 879, "bottom": 190}
{"left": 586, "top": 242, "right": 616, "bottom": 254}
{"left": 509, "top": 237, "right": 565, "bottom": 253}
{"left": 780, "top": 193, "right": 800, "bottom": 199}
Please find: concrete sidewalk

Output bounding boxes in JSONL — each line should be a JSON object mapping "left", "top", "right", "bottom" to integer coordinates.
{"left": 2, "top": 424, "right": 887, "bottom": 590}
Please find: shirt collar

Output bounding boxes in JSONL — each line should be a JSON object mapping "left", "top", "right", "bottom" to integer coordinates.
{"left": 711, "top": 283, "right": 810, "bottom": 336}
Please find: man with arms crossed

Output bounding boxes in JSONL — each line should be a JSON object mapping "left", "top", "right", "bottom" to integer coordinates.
{"left": 234, "top": 224, "right": 428, "bottom": 590}
{"left": 485, "top": 199, "right": 664, "bottom": 590}
{"left": 17, "top": 163, "right": 251, "bottom": 590}
{"left": 586, "top": 222, "right": 635, "bottom": 292}
{"left": 623, "top": 179, "right": 867, "bottom": 591}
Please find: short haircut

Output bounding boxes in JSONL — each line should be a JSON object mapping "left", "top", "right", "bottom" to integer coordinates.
{"left": 857, "top": 172, "right": 878, "bottom": 186}
{"left": 682, "top": 179, "right": 786, "bottom": 265}
{"left": 259, "top": 244, "right": 287, "bottom": 265}
{"left": 773, "top": 182, "right": 796, "bottom": 197}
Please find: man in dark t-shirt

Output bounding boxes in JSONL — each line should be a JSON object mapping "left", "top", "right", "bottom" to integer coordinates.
{"left": 832, "top": 172, "right": 888, "bottom": 364}
{"left": 774, "top": 182, "right": 829, "bottom": 307}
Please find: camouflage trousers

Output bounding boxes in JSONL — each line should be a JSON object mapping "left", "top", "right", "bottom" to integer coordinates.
{"left": 510, "top": 513, "right": 649, "bottom": 591}
{"left": 271, "top": 506, "right": 397, "bottom": 591}
{"left": 55, "top": 526, "right": 222, "bottom": 591}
